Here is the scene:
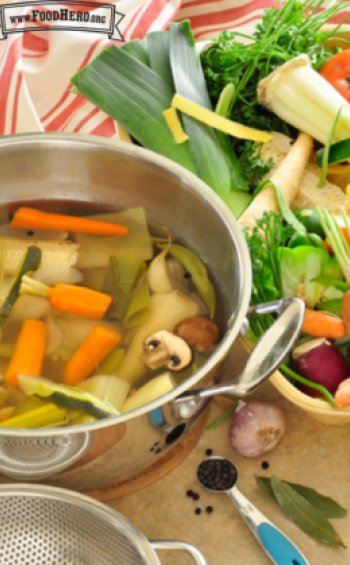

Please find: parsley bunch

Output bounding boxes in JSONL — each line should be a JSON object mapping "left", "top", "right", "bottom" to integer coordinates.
{"left": 245, "top": 211, "right": 293, "bottom": 338}
{"left": 201, "top": 0, "right": 349, "bottom": 138}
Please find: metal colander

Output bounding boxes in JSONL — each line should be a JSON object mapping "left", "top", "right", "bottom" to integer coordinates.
{"left": 0, "top": 485, "right": 207, "bottom": 565}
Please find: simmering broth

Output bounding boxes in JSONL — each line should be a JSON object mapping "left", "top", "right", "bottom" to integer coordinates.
{"left": 0, "top": 201, "right": 225, "bottom": 428}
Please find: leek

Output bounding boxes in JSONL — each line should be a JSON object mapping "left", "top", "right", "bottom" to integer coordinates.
{"left": 123, "top": 274, "right": 150, "bottom": 328}
{"left": 70, "top": 20, "right": 251, "bottom": 219}
{"left": 120, "top": 39, "right": 150, "bottom": 66}
{"left": 80, "top": 374, "right": 130, "bottom": 411}
{"left": 98, "top": 348, "right": 125, "bottom": 375}
{"left": 258, "top": 55, "right": 350, "bottom": 146}
{"left": 158, "top": 243, "right": 216, "bottom": 318}
{"left": 101, "top": 256, "right": 146, "bottom": 319}
{"left": 147, "top": 31, "right": 174, "bottom": 88}
{"left": 71, "top": 46, "right": 196, "bottom": 173}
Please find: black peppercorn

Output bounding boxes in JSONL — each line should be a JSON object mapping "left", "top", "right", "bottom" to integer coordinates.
{"left": 197, "top": 458, "right": 237, "bottom": 491}
{"left": 261, "top": 461, "right": 269, "bottom": 470}
{"left": 206, "top": 448, "right": 213, "bottom": 456}
{"left": 192, "top": 493, "right": 200, "bottom": 501}
{"left": 206, "top": 506, "right": 213, "bottom": 514}
{"left": 186, "top": 490, "right": 193, "bottom": 498}
{"left": 195, "top": 508, "right": 201, "bottom": 515}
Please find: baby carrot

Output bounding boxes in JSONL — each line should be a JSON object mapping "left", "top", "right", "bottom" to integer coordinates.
{"left": 334, "top": 378, "right": 350, "bottom": 408}
{"left": 10, "top": 207, "right": 128, "bottom": 236}
{"left": 5, "top": 319, "right": 47, "bottom": 388}
{"left": 342, "top": 290, "right": 350, "bottom": 334}
{"left": 302, "top": 308, "right": 346, "bottom": 340}
{"left": 65, "top": 325, "right": 121, "bottom": 386}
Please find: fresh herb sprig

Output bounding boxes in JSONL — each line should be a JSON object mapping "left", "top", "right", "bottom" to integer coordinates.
{"left": 201, "top": 0, "right": 350, "bottom": 138}
{"left": 239, "top": 141, "right": 275, "bottom": 184}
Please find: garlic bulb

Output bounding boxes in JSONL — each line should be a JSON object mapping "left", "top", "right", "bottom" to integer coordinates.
{"left": 229, "top": 401, "right": 285, "bottom": 458}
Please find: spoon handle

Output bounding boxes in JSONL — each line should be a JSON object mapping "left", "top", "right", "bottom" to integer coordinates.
{"left": 227, "top": 487, "right": 310, "bottom": 565}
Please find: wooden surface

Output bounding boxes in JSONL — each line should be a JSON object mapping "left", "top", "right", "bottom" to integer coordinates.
{"left": 107, "top": 346, "right": 350, "bottom": 565}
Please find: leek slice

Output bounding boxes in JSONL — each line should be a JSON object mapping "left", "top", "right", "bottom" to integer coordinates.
{"left": 102, "top": 256, "right": 146, "bottom": 319}
{"left": 98, "top": 348, "right": 125, "bottom": 375}
{"left": 71, "top": 46, "right": 196, "bottom": 174}
{"left": 159, "top": 243, "right": 216, "bottom": 318}
{"left": 123, "top": 274, "right": 150, "bottom": 328}
{"left": 146, "top": 31, "right": 174, "bottom": 88}
{"left": 75, "top": 208, "right": 153, "bottom": 268}
{"left": 120, "top": 39, "right": 150, "bottom": 67}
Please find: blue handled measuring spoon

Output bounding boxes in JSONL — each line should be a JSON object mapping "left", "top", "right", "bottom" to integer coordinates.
{"left": 197, "top": 457, "right": 310, "bottom": 565}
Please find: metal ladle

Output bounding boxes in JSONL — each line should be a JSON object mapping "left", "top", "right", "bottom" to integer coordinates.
{"left": 197, "top": 457, "right": 310, "bottom": 565}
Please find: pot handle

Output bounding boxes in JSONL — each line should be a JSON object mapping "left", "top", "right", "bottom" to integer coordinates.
{"left": 150, "top": 540, "right": 207, "bottom": 565}
{"left": 172, "top": 298, "right": 305, "bottom": 419}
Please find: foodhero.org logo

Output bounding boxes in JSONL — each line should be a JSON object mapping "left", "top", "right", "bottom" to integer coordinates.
{"left": 0, "top": 0, "right": 125, "bottom": 41}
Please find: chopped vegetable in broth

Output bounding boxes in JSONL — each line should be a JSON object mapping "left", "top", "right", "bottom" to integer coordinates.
{"left": 0, "top": 205, "right": 221, "bottom": 428}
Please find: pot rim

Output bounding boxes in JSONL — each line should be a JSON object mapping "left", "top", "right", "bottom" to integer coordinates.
{"left": 0, "top": 132, "right": 252, "bottom": 435}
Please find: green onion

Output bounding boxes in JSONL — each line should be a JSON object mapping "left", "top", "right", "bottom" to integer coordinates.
{"left": 280, "top": 364, "right": 336, "bottom": 407}
{"left": 317, "top": 208, "right": 350, "bottom": 284}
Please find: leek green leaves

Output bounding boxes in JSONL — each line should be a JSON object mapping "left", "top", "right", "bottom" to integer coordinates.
{"left": 71, "top": 21, "right": 250, "bottom": 219}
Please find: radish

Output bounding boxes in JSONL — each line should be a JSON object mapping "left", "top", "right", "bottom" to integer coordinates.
{"left": 292, "top": 338, "right": 349, "bottom": 395}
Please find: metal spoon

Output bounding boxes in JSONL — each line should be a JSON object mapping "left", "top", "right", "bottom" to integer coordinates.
{"left": 197, "top": 457, "right": 310, "bottom": 565}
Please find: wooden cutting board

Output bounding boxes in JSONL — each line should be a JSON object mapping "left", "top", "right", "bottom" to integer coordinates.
{"left": 106, "top": 344, "right": 350, "bottom": 565}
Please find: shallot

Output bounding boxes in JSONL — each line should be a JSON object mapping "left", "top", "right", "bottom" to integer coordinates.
{"left": 229, "top": 401, "right": 285, "bottom": 458}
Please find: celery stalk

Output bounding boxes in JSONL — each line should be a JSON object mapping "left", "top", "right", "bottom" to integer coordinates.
{"left": 0, "top": 404, "right": 66, "bottom": 428}
{"left": 71, "top": 47, "right": 196, "bottom": 174}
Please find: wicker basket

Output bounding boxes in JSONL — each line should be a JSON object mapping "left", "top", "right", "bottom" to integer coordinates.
{"left": 239, "top": 336, "right": 350, "bottom": 426}
{"left": 237, "top": 26, "right": 350, "bottom": 426}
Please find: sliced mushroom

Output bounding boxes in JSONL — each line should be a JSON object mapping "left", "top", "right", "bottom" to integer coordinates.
{"left": 141, "top": 330, "right": 193, "bottom": 371}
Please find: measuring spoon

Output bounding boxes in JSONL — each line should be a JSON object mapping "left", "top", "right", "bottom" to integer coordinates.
{"left": 197, "top": 457, "right": 310, "bottom": 565}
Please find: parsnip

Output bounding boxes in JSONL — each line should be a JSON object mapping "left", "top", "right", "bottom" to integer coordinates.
{"left": 121, "top": 372, "right": 176, "bottom": 413}
{"left": 239, "top": 131, "right": 313, "bottom": 232}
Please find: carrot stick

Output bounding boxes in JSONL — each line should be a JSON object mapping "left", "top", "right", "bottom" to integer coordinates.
{"left": 47, "top": 284, "right": 113, "bottom": 319}
{"left": 20, "top": 276, "right": 113, "bottom": 319}
{"left": 5, "top": 320, "right": 47, "bottom": 388}
{"left": 10, "top": 207, "right": 128, "bottom": 236}
{"left": 342, "top": 290, "right": 350, "bottom": 334}
{"left": 65, "top": 325, "right": 121, "bottom": 386}
{"left": 302, "top": 308, "right": 346, "bottom": 340}
{"left": 239, "top": 132, "right": 313, "bottom": 232}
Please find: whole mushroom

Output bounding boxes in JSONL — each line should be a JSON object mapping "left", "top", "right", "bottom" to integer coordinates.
{"left": 141, "top": 330, "right": 193, "bottom": 371}
{"left": 173, "top": 317, "right": 220, "bottom": 356}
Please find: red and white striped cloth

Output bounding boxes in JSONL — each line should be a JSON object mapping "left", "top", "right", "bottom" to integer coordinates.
{"left": 0, "top": 0, "right": 348, "bottom": 137}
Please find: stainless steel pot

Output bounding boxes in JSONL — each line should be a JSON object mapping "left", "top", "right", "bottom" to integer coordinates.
{"left": 0, "top": 133, "right": 304, "bottom": 491}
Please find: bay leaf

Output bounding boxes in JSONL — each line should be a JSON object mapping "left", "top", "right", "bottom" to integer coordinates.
{"left": 255, "top": 476, "right": 347, "bottom": 519}
{"left": 270, "top": 476, "right": 345, "bottom": 547}
{"left": 255, "top": 476, "right": 277, "bottom": 503}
